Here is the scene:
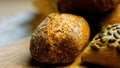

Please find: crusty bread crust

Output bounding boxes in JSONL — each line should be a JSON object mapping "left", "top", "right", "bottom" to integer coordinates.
{"left": 30, "top": 13, "right": 90, "bottom": 64}
{"left": 58, "top": 0, "right": 120, "bottom": 13}
{"left": 81, "top": 24, "right": 120, "bottom": 68}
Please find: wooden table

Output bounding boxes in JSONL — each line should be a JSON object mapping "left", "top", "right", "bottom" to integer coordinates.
{"left": 0, "top": 37, "right": 33, "bottom": 68}
{"left": 0, "top": 37, "right": 87, "bottom": 68}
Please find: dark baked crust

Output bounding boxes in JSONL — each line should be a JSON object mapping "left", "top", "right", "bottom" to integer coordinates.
{"left": 58, "top": 0, "right": 120, "bottom": 13}
{"left": 30, "top": 13, "right": 90, "bottom": 64}
{"left": 100, "top": 4, "right": 120, "bottom": 27}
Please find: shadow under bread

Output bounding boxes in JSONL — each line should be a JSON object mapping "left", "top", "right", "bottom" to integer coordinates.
{"left": 80, "top": 62, "right": 109, "bottom": 68}
{"left": 29, "top": 58, "right": 72, "bottom": 68}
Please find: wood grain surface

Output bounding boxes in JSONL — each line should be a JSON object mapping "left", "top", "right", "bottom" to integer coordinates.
{"left": 0, "top": 37, "right": 87, "bottom": 68}
{"left": 0, "top": 37, "right": 33, "bottom": 68}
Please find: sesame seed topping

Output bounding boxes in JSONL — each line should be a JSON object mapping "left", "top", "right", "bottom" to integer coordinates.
{"left": 112, "top": 24, "right": 118, "bottom": 27}
{"left": 100, "top": 38, "right": 107, "bottom": 43}
{"left": 114, "top": 32, "right": 120, "bottom": 38}
{"left": 116, "top": 26, "right": 120, "bottom": 29}
{"left": 107, "top": 25, "right": 112, "bottom": 29}
{"left": 107, "top": 30, "right": 113, "bottom": 35}
{"left": 117, "top": 29, "right": 120, "bottom": 34}
{"left": 91, "top": 44, "right": 99, "bottom": 51}
{"left": 108, "top": 38, "right": 116, "bottom": 43}
{"left": 99, "top": 33, "right": 105, "bottom": 38}
{"left": 107, "top": 43, "right": 115, "bottom": 48}
{"left": 116, "top": 45, "right": 120, "bottom": 53}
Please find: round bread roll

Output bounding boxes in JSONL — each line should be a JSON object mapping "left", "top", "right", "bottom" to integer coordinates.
{"left": 30, "top": 13, "right": 90, "bottom": 64}
{"left": 58, "top": 0, "right": 120, "bottom": 13}
{"left": 100, "top": 4, "right": 120, "bottom": 27}
{"left": 81, "top": 24, "right": 120, "bottom": 68}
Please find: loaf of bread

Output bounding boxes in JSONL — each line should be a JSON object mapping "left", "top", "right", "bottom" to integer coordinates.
{"left": 58, "top": 0, "right": 120, "bottom": 13}
{"left": 30, "top": 13, "right": 90, "bottom": 64}
{"left": 81, "top": 24, "right": 120, "bottom": 68}
{"left": 100, "top": 4, "right": 120, "bottom": 27}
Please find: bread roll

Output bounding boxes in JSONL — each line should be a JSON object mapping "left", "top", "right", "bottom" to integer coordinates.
{"left": 58, "top": 0, "right": 120, "bottom": 13}
{"left": 81, "top": 24, "right": 120, "bottom": 68}
{"left": 30, "top": 13, "right": 90, "bottom": 64}
{"left": 100, "top": 4, "right": 120, "bottom": 27}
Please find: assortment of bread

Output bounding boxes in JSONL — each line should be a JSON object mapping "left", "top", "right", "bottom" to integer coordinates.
{"left": 30, "top": 0, "right": 120, "bottom": 67}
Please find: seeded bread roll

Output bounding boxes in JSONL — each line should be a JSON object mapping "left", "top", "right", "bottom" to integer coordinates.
{"left": 81, "top": 24, "right": 120, "bottom": 68}
{"left": 100, "top": 4, "right": 120, "bottom": 27}
{"left": 58, "top": 0, "right": 120, "bottom": 13}
{"left": 30, "top": 13, "right": 90, "bottom": 64}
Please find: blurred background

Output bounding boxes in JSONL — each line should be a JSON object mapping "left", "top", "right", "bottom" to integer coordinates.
{"left": 0, "top": 0, "right": 38, "bottom": 47}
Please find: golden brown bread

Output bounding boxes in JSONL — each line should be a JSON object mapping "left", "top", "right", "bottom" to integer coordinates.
{"left": 81, "top": 24, "right": 120, "bottom": 68}
{"left": 58, "top": 0, "right": 120, "bottom": 13}
{"left": 30, "top": 13, "right": 90, "bottom": 64}
{"left": 100, "top": 4, "right": 120, "bottom": 27}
